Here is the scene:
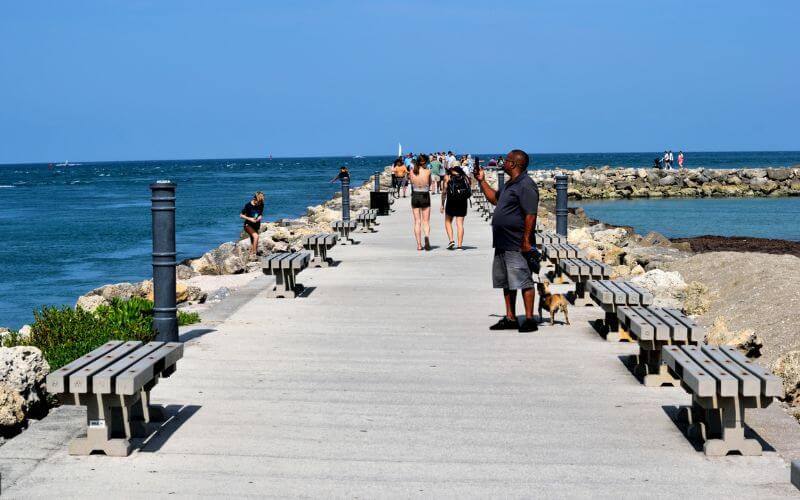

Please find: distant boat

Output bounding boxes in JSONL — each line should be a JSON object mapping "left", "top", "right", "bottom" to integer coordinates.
{"left": 353, "top": 155, "right": 364, "bottom": 159}
{"left": 55, "top": 160, "right": 80, "bottom": 167}
{"left": 398, "top": 143, "right": 402, "bottom": 157}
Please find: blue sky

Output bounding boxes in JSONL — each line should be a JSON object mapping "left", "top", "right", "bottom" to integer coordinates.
{"left": 1, "top": 0, "right": 798, "bottom": 163}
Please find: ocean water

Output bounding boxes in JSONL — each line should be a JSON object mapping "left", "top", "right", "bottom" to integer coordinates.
{"left": 1, "top": 151, "right": 799, "bottom": 329}
{"left": 575, "top": 197, "right": 800, "bottom": 241}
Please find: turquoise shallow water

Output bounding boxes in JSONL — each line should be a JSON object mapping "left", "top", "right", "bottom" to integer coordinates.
{"left": 1, "top": 151, "right": 799, "bottom": 329}
{"left": 575, "top": 197, "right": 800, "bottom": 241}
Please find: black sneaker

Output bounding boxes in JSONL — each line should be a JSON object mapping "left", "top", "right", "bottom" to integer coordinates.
{"left": 518, "top": 318, "right": 539, "bottom": 333}
{"left": 489, "top": 317, "right": 519, "bottom": 330}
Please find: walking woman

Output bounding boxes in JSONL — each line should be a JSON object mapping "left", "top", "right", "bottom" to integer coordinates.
{"left": 409, "top": 154, "right": 432, "bottom": 251}
{"left": 441, "top": 164, "right": 469, "bottom": 250}
{"left": 240, "top": 191, "right": 265, "bottom": 260}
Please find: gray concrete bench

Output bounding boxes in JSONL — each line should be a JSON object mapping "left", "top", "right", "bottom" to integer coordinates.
{"left": 535, "top": 231, "right": 566, "bottom": 248}
{"left": 542, "top": 243, "right": 584, "bottom": 265}
{"left": 558, "top": 257, "right": 611, "bottom": 304}
{"left": 356, "top": 209, "right": 378, "bottom": 233}
{"left": 587, "top": 279, "right": 654, "bottom": 341}
{"left": 617, "top": 306, "right": 703, "bottom": 386}
{"left": 663, "top": 344, "right": 783, "bottom": 456}
{"left": 302, "top": 233, "right": 338, "bottom": 268}
{"left": 45, "top": 340, "right": 183, "bottom": 456}
{"left": 261, "top": 251, "right": 311, "bottom": 298}
{"left": 332, "top": 220, "right": 358, "bottom": 244}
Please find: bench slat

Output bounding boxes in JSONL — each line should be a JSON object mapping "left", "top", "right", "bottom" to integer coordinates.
{"left": 92, "top": 342, "right": 166, "bottom": 394}
{"left": 700, "top": 345, "right": 761, "bottom": 397}
{"left": 662, "top": 308, "right": 704, "bottom": 343}
{"left": 46, "top": 341, "right": 126, "bottom": 394}
{"left": 114, "top": 343, "right": 184, "bottom": 395}
{"left": 719, "top": 345, "right": 784, "bottom": 398}
{"left": 682, "top": 345, "right": 739, "bottom": 397}
{"left": 662, "top": 345, "right": 717, "bottom": 397}
{"left": 69, "top": 341, "right": 143, "bottom": 394}
{"left": 617, "top": 306, "right": 654, "bottom": 340}
{"left": 645, "top": 308, "right": 688, "bottom": 342}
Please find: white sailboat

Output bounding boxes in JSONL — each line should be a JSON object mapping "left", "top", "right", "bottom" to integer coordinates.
{"left": 398, "top": 143, "right": 402, "bottom": 157}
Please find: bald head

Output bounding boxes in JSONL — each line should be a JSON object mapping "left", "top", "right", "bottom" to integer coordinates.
{"left": 503, "top": 149, "right": 529, "bottom": 178}
{"left": 509, "top": 149, "right": 529, "bottom": 169}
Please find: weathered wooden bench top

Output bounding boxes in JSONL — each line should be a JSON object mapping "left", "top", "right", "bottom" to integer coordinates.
{"left": 332, "top": 220, "right": 358, "bottom": 229}
{"left": 617, "top": 306, "right": 704, "bottom": 343}
{"left": 588, "top": 280, "right": 654, "bottom": 308}
{"left": 559, "top": 258, "right": 611, "bottom": 279}
{"left": 46, "top": 340, "right": 183, "bottom": 456}
{"left": 662, "top": 344, "right": 783, "bottom": 456}
{"left": 262, "top": 251, "right": 311, "bottom": 271}
{"left": 302, "top": 233, "right": 337, "bottom": 248}
{"left": 536, "top": 231, "right": 567, "bottom": 247}
{"left": 542, "top": 243, "right": 584, "bottom": 261}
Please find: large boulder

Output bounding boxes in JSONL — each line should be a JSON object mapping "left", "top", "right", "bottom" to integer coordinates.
{"left": 0, "top": 346, "right": 50, "bottom": 425}
{"left": 658, "top": 175, "right": 676, "bottom": 186}
{"left": 189, "top": 242, "right": 248, "bottom": 275}
{"left": 631, "top": 269, "right": 687, "bottom": 308}
{"left": 592, "top": 227, "right": 628, "bottom": 246}
{"left": 704, "top": 316, "right": 762, "bottom": 358}
{"left": 76, "top": 294, "right": 108, "bottom": 312}
{"left": 0, "top": 385, "right": 25, "bottom": 428}
{"left": 681, "top": 281, "right": 713, "bottom": 316}
{"left": 766, "top": 168, "right": 792, "bottom": 181}
{"left": 773, "top": 351, "right": 800, "bottom": 404}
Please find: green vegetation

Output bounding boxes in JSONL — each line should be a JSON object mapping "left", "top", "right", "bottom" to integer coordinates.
{"left": 4, "top": 298, "right": 201, "bottom": 370}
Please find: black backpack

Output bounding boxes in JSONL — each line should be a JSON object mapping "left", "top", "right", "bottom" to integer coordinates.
{"left": 448, "top": 175, "right": 471, "bottom": 201}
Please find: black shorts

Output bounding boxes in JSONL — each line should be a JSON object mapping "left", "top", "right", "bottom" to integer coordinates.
{"left": 411, "top": 192, "right": 431, "bottom": 208}
{"left": 445, "top": 198, "right": 468, "bottom": 217}
{"left": 244, "top": 222, "right": 261, "bottom": 232}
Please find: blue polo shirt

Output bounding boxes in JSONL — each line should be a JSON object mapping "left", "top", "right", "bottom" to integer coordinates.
{"left": 491, "top": 174, "right": 539, "bottom": 251}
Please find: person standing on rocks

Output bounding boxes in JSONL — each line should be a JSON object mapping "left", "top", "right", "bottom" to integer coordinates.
{"left": 663, "top": 151, "right": 671, "bottom": 170}
{"left": 240, "top": 191, "right": 265, "bottom": 261}
{"left": 668, "top": 150, "right": 674, "bottom": 170}
{"left": 475, "top": 149, "right": 540, "bottom": 333}
{"left": 678, "top": 151, "right": 684, "bottom": 169}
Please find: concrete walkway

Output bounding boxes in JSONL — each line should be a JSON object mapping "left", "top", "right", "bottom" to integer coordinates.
{"left": 2, "top": 194, "right": 798, "bottom": 498}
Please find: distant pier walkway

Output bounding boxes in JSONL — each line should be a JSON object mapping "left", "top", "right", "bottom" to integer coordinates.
{"left": 2, "top": 196, "right": 796, "bottom": 497}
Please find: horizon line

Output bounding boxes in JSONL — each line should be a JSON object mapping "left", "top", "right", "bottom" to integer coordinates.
{"left": 2, "top": 149, "right": 800, "bottom": 167}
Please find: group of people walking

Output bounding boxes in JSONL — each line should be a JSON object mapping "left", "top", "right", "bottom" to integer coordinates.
{"left": 391, "top": 152, "right": 476, "bottom": 251}
{"left": 655, "top": 150, "right": 684, "bottom": 170}
{"left": 393, "top": 149, "right": 541, "bottom": 332}
{"left": 245, "top": 148, "right": 542, "bottom": 333}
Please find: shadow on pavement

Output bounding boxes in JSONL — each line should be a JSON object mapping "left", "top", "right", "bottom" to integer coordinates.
{"left": 138, "top": 404, "right": 202, "bottom": 453}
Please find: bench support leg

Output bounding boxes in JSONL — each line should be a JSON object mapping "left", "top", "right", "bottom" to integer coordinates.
{"left": 267, "top": 269, "right": 295, "bottom": 298}
{"left": 69, "top": 394, "right": 134, "bottom": 457}
{"left": 634, "top": 346, "right": 680, "bottom": 387}
{"left": 605, "top": 315, "right": 632, "bottom": 342}
{"left": 683, "top": 397, "right": 762, "bottom": 456}
{"left": 308, "top": 243, "right": 328, "bottom": 267}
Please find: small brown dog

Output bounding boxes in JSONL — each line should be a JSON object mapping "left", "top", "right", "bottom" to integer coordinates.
{"left": 537, "top": 281, "right": 571, "bottom": 326}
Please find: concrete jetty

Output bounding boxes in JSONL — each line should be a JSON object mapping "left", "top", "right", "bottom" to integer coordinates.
{"left": 1, "top": 195, "right": 797, "bottom": 497}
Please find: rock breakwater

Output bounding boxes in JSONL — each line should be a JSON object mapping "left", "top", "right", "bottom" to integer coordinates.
{"left": 529, "top": 166, "right": 800, "bottom": 200}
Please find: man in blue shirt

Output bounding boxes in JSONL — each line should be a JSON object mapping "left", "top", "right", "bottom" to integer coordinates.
{"left": 475, "top": 149, "right": 540, "bottom": 332}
